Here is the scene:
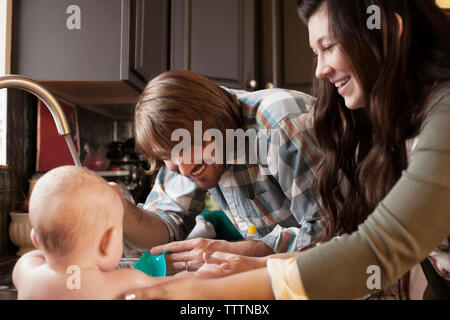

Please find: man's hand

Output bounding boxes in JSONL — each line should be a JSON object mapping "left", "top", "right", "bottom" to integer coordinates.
{"left": 150, "top": 238, "right": 230, "bottom": 273}
{"left": 150, "top": 238, "right": 274, "bottom": 273}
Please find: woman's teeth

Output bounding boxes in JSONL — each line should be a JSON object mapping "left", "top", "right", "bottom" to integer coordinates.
{"left": 191, "top": 164, "right": 207, "bottom": 176}
{"left": 335, "top": 77, "right": 350, "bottom": 88}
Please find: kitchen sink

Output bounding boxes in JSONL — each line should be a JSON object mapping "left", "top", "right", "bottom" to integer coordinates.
{"left": 117, "top": 257, "right": 139, "bottom": 269}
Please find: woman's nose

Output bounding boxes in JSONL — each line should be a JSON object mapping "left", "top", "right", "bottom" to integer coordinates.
{"left": 315, "top": 55, "right": 333, "bottom": 79}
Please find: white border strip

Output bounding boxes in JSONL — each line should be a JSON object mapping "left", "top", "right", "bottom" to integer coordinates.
{"left": 0, "top": 0, "right": 12, "bottom": 75}
{"left": 0, "top": 0, "right": 12, "bottom": 166}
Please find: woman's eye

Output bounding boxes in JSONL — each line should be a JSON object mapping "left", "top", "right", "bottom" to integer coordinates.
{"left": 323, "top": 44, "right": 335, "bottom": 52}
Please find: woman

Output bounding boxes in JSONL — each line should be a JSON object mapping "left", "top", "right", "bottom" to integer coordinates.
{"left": 124, "top": 0, "right": 450, "bottom": 300}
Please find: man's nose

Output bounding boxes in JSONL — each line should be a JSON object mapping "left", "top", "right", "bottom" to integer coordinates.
{"left": 165, "top": 160, "right": 196, "bottom": 176}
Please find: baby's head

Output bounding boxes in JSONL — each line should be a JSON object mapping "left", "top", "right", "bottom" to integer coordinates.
{"left": 29, "top": 166, "right": 124, "bottom": 270}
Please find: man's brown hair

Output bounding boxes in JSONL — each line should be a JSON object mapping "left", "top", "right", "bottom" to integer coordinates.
{"left": 134, "top": 70, "right": 243, "bottom": 173}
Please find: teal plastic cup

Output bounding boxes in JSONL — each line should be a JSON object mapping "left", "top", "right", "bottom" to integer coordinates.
{"left": 132, "top": 251, "right": 170, "bottom": 277}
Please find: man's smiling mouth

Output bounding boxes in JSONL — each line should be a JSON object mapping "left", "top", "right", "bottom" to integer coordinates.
{"left": 191, "top": 164, "right": 207, "bottom": 176}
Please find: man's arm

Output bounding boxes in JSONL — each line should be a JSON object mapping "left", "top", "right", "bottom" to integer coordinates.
{"left": 263, "top": 110, "right": 323, "bottom": 252}
{"left": 122, "top": 199, "right": 170, "bottom": 250}
{"left": 226, "top": 239, "right": 275, "bottom": 257}
{"left": 119, "top": 166, "right": 207, "bottom": 251}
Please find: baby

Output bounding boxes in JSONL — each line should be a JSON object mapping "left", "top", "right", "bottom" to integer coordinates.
{"left": 12, "top": 165, "right": 171, "bottom": 299}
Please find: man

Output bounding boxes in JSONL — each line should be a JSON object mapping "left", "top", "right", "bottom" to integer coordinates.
{"left": 123, "top": 70, "right": 322, "bottom": 272}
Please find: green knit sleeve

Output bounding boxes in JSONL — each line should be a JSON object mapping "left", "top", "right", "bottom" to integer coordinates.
{"left": 296, "top": 85, "right": 450, "bottom": 299}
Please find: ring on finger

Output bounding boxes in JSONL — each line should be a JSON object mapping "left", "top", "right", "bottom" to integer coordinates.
{"left": 184, "top": 261, "right": 189, "bottom": 272}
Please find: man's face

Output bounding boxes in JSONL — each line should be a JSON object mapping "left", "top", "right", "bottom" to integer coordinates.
{"left": 163, "top": 141, "right": 225, "bottom": 190}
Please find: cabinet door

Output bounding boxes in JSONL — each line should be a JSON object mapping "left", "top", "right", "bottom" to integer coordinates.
{"left": 12, "top": 0, "right": 125, "bottom": 81}
{"left": 262, "top": 0, "right": 314, "bottom": 93}
{"left": 171, "top": 0, "right": 257, "bottom": 90}
{"left": 130, "top": 0, "right": 169, "bottom": 82}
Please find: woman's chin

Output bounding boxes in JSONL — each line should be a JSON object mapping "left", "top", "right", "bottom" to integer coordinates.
{"left": 344, "top": 97, "right": 365, "bottom": 110}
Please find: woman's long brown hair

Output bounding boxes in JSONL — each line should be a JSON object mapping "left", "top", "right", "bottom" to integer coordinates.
{"left": 298, "top": 0, "right": 450, "bottom": 238}
{"left": 298, "top": 0, "right": 450, "bottom": 298}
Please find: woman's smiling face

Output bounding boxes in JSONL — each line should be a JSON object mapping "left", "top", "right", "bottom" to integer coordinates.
{"left": 308, "top": 2, "right": 366, "bottom": 110}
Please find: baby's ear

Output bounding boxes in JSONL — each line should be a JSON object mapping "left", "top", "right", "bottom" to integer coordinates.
{"left": 30, "top": 228, "right": 40, "bottom": 250}
{"left": 99, "top": 227, "right": 116, "bottom": 257}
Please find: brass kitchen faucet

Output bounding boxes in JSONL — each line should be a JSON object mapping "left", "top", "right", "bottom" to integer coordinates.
{"left": 0, "top": 75, "right": 81, "bottom": 166}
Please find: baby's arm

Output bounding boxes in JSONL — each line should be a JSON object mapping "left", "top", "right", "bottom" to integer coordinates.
{"left": 12, "top": 250, "right": 46, "bottom": 291}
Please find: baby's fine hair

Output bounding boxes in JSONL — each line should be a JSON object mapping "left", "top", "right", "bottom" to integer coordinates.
{"left": 29, "top": 166, "right": 122, "bottom": 255}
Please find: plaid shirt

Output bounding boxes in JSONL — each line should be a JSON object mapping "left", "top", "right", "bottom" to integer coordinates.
{"left": 138, "top": 88, "right": 323, "bottom": 253}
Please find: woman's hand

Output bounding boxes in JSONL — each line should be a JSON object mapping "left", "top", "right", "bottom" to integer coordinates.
{"left": 202, "top": 251, "right": 267, "bottom": 276}
{"left": 194, "top": 251, "right": 301, "bottom": 279}
{"left": 123, "top": 277, "right": 199, "bottom": 300}
{"left": 123, "top": 268, "right": 275, "bottom": 300}
{"left": 170, "top": 251, "right": 266, "bottom": 279}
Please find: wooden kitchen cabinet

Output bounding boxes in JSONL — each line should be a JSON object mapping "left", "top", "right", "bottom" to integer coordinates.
{"left": 261, "top": 0, "right": 314, "bottom": 93}
{"left": 170, "top": 0, "right": 313, "bottom": 93}
{"left": 131, "top": 0, "right": 169, "bottom": 83}
{"left": 12, "top": 0, "right": 170, "bottom": 119}
{"left": 11, "top": 0, "right": 312, "bottom": 120}
{"left": 171, "top": 0, "right": 258, "bottom": 90}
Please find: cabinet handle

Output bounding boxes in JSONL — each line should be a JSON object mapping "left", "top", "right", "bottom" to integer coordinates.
{"left": 265, "top": 82, "right": 274, "bottom": 89}
{"left": 245, "top": 79, "right": 258, "bottom": 90}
